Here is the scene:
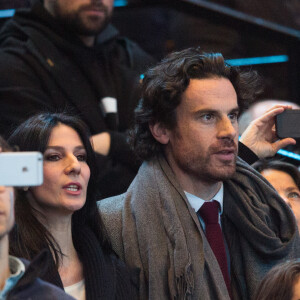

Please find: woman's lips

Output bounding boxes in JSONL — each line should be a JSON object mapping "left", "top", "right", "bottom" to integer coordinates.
{"left": 63, "top": 183, "right": 82, "bottom": 196}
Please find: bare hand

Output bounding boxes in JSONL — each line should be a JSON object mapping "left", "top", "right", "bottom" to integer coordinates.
{"left": 240, "top": 105, "right": 296, "bottom": 158}
{"left": 90, "top": 132, "right": 111, "bottom": 156}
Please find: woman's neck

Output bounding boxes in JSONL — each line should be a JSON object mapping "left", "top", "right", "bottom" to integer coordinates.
{"left": 0, "top": 236, "right": 11, "bottom": 290}
{"left": 46, "top": 216, "right": 73, "bottom": 255}
{"left": 45, "top": 216, "right": 84, "bottom": 287}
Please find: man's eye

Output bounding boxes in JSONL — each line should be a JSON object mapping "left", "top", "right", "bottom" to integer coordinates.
{"left": 202, "top": 114, "right": 214, "bottom": 121}
{"left": 288, "top": 192, "right": 300, "bottom": 199}
{"left": 229, "top": 112, "right": 238, "bottom": 121}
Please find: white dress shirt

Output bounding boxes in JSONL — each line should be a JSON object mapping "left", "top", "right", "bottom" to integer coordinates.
{"left": 185, "top": 184, "right": 224, "bottom": 231}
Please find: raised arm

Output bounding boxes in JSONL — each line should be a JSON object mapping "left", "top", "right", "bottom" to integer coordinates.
{"left": 239, "top": 105, "right": 296, "bottom": 159}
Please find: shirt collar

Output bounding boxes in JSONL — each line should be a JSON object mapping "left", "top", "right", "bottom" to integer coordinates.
{"left": 0, "top": 256, "right": 25, "bottom": 299}
{"left": 185, "top": 183, "right": 224, "bottom": 214}
{"left": 9, "top": 256, "right": 25, "bottom": 277}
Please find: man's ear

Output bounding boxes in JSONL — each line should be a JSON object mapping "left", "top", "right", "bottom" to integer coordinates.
{"left": 149, "top": 122, "right": 170, "bottom": 145}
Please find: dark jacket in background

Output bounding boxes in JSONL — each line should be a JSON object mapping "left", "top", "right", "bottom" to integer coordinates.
{"left": 0, "top": 0, "right": 155, "bottom": 198}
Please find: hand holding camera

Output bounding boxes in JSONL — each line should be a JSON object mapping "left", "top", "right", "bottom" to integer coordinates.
{"left": 240, "top": 105, "right": 297, "bottom": 158}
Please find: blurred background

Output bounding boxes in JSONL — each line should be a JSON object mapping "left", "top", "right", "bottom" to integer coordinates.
{"left": 1, "top": 0, "right": 300, "bottom": 165}
{"left": 1, "top": 0, "right": 299, "bottom": 100}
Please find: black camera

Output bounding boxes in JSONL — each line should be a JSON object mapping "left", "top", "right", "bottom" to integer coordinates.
{"left": 276, "top": 109, "right": 300, "bottom": 139}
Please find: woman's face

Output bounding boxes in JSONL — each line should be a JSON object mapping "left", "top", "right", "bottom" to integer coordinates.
{"left": 292, "top": 275, "right": 300, "bottom": 300}
{"left": 30, "top": 124, "right": 90, "bottom": 217}
{"left": 261, "top": 168, "right": 300, "bottom": 228}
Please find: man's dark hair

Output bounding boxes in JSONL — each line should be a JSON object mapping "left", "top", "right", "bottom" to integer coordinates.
{"left": 254, "top": 259, "right": 300, "bottom": 300}
{"left": 130, "top": 47, "right": 262, "bottom": 160}
{"left": 252, "top": 159, "right": 300, "bottom": 189}
{"left": 7, "top": 112, "right": 112, "bottom": 266}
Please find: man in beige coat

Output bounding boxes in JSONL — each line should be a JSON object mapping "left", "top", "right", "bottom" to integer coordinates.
{"left": 99, "top": 48, "right": 299, "bottom": 300}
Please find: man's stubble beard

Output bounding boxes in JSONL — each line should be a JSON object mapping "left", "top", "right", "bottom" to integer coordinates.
{"left": 180, "top": 152, "right": 237, "bottom": 184}
{"left": 52, "top": 2, "right": 112, "bottom": 36}
{"left": 173, "top": 139, "right": 238, "bottom": 184}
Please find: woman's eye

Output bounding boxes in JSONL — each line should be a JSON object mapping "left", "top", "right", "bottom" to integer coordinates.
{"left": 45, "top": 154, "right": 60, "bottom": 161}
{"left": 76, "top": 154, "right": 87, "bottom": 162}
{"left": 288, "top": 192, "right": 300, "bottom": 199}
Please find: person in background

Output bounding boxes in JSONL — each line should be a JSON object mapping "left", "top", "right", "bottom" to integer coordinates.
{"left": 253, "top": 159, "right": 300, "bottom": 229}
{"left": 0, "top": 0, "right": 155, "bottom": 198}
{"left": 0, "top": 136, "right": 74, "bottom": 300}
{"left": 254, "top": 259, "right": 300, "bottom": 300}
{"left": 99, "top": 48, "right": 299, "bottom": 300}
{"left": 8, "top": 113, "right": 135, "bottom": 300}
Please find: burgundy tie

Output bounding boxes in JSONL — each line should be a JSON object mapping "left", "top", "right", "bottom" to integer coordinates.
{"left": 198, "top": 201, "right": 232, "bottom": 297}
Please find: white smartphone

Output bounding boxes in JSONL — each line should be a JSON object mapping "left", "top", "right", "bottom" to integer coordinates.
{"left": 0, "top": 152, "right": 43, "bottom": 186}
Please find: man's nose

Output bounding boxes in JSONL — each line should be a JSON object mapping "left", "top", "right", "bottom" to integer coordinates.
{"left": 217, "top": 117, "right": 237, "bottom": 139}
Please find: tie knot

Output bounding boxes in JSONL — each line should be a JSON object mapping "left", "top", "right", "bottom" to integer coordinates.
{"left": 198, "top": 200, "right": 219, "bottom": 224}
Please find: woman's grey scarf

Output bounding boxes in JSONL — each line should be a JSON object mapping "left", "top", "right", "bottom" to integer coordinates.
{"left": 100, "top": 155, "right": 300, "bottom": 300}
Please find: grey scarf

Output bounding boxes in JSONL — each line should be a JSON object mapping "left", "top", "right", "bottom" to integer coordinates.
{"left": 99, "top": 155, "right": 300, "bottom": 300}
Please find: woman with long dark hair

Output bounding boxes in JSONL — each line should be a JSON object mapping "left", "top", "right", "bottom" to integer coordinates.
{"left": 8, "top": 113, "right": 134, "bottom": 300}
{"left": 0, "top": 137, "right": 74, "bottom": 299}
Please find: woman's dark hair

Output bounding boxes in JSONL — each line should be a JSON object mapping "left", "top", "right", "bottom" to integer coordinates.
{"left": 130, "top": 47, "right": 263, "bottom": 160}
{"left": 254, "top": 260, "right": 300, "bottom": 300}
{"left": 8, "top": 112, "right": 111, "bottom": 265}
{"left": 252, "top": 159, "right": 300, "bottom": 189}
{"left": 0, "top": 136, "right": 12, "bottom": 152}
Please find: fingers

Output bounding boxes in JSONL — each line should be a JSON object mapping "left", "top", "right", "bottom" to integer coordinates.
{"left": 264, "top": 104, "right": 292, "bottom": 114}
{"left": 273, "top": 138, "right": 296, "bottom": 153}
{"left": 259, "top": 106, "right": 284, "bottom": 120}
{"left": 251, "top": 106, "right": 290, "bottom": 127}
{"left": 91, "top": 132, "right": 111, "bottom": 156}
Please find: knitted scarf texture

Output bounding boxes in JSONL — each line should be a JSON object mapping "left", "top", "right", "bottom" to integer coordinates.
{"left": 99, "top": 155, "right": 300, "bottom": 300}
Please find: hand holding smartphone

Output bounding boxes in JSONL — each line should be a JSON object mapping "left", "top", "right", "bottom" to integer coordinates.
{"left": 0, "top": 152, "right": 43, "bottom": 186}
